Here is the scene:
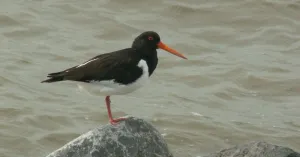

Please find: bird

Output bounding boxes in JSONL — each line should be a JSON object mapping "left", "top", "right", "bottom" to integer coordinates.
{"left": 41, "top": 31, "right": 187, "bottom": 125}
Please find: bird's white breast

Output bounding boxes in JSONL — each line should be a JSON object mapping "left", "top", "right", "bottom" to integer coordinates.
{"left": 77, "top": 59, "right": 150, "bottom": 96}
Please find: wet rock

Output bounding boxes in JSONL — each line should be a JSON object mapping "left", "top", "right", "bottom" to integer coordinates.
{"left": 45, "top": 117, "right": 173, "bottom": 157}
{"left": 204, "top": 141, "right": 300, "bottom": 157}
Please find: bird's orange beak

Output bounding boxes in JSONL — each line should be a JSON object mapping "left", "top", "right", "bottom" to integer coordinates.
{"left": 157, "top": 42, "right": 187, "bottom": 59}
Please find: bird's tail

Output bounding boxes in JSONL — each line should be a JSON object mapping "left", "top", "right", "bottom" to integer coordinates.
{"left": 41, "top": 71, "right": 65, "bottom": 83}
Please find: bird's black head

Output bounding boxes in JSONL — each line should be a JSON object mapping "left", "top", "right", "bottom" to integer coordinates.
{"left": 131, "top": 31, "right": 187, "bottom": 59}
{"left": 132, "top": 31, "right": 161, "bottom": 50}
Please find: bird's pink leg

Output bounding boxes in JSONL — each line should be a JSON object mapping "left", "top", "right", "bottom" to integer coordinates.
{"left": 105, "top": 96, "right": 127, "bottom": 125}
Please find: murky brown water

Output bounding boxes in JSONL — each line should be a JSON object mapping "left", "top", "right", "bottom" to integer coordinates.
{"left": 1, "top": 0, "right": 300, "bottom": 157}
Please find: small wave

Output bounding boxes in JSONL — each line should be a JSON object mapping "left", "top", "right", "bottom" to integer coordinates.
{"left": 3, "top": 26, "right": 52, "bottom": 39}
{"left": 0, "top": 14, "right": 20, "bottom": 26}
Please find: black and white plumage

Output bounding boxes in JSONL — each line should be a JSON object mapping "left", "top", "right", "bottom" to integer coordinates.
{"left": 41, "top": 31, "right": 187, "bottom": 125}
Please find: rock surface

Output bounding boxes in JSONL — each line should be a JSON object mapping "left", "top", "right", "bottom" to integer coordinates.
{"left": 45, "top": 117, "right": 173, "bottom": 157}
{"left": 45, "top": 116, "right": 300, "bottom": 157}
{"left": 204, "top": 141, "right": 300, "bottom": 157}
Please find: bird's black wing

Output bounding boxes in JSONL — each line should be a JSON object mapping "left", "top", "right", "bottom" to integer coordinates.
{"left": 41, "top": 48, "right": 143, "bottom": 85}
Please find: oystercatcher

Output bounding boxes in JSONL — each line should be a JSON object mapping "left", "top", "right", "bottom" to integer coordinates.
{"left": 41, "top": 31, "right": 187, "bottom": 125}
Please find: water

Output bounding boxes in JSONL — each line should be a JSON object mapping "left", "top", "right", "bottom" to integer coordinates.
{"left": 1, "top": 0, "right": 300, "bottom": 157}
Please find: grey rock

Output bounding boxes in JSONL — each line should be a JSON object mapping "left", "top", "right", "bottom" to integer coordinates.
{"left": 46, "top": 117, "right": 173, "bottom": 157}
{"left": 204, "top": 141, "right": 300, "bottom": 157}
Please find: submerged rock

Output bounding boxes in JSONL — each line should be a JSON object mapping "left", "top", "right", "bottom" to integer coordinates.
{"left": 45, "top": 117, "right": 173, "bottom": 157}
{"left": 204, "top": 141, "right": 300, "bottom": 157}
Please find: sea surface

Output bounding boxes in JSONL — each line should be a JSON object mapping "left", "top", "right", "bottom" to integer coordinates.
{"left": 1, "top": 0, "right": 300, "bottom": 157}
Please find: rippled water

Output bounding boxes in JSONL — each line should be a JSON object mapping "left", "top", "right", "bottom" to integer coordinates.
{"left": 1, "top": 0, "right": 300, "bottom": 157}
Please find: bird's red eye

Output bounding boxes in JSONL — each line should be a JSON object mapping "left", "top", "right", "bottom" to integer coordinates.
{"left": 148, "top": 36, "right": 153, "bottom": 40}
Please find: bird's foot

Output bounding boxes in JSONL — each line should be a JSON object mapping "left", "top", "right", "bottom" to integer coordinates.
{"left": 109, "top": 117, "right": 127, "bottom": 125}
